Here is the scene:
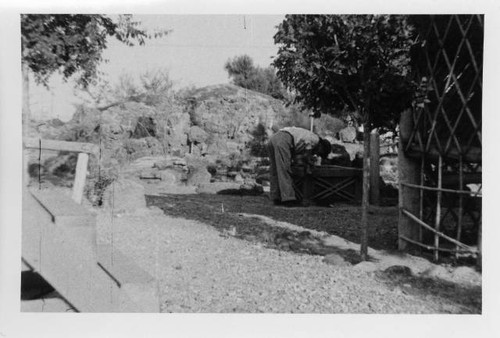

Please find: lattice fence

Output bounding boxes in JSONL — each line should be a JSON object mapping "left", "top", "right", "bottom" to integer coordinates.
{"left": 399, "top": 15, "right": 483, "bottom": 263}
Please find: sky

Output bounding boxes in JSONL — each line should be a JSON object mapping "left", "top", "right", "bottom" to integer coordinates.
{"left": 30, "top": 15, "right": 285, "bottom": 121}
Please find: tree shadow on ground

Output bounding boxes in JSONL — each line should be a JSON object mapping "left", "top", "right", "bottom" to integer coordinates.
{"left": 375, "top": 268, "right": 482, "bottom": 313}
{"left": 146, "top": 193, "right": 399, "bottom": 251}
{"left": 146, "top": 194, "right": 481, "bottom": 313}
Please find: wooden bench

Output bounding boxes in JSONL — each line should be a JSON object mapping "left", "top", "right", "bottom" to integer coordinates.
{"left": 292, "top": 165, "right": 362, "bottom": 204}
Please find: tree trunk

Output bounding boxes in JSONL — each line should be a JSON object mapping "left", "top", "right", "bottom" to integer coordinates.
{"left": 369, "top": 129, "right": 380, "bottom": 205}
{"left": 360, "top": 122, "right": 371, "bottom": 260}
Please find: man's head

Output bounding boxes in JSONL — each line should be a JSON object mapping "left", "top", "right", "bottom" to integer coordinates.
{"left": 314, "top": 138, "right": 332, "bottom": 159}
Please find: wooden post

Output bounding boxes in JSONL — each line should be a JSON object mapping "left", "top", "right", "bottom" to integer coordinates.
{"left": 434, "top": 156, "right": 443, "bottom": 261}
{"left": 456, "top": 156, "right": 464, "bottom": 260}
{"left": 369, "top": 129, "right": 380, "bottom": 205}
{"left": 72, "top": 153, "right": 89, "bottom": 204}
{"left": 398, "top": 109, "right": 421, "bottom": 251}
{"left": 419, "top": 155, "right": 425, "bottom": 247}
{"left": 477, "top": 216, "right": 482, "bottom": 270}
{"left": 360, "top": 122, "right": 371, "bottom": 261}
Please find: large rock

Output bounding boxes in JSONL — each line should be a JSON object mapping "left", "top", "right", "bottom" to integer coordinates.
{"left": 188, "top": 126, "right": 209, "bottom": 144}
{"left": 153, "top": 157, "right": 188, "bottom": 170}
{"left": 339, "top": 126, "right": 357, "bottom": 143}
{"left": 159, "top": 168, "right": 187, "bottom": 185}
{"left": 186, "top": 159, "right": 212, "bottom": 187}
{"left": 206, "top": 137, "right": 230, "bottom": 156}
{"left": 189, "top": 84, "right": 283, "bottom": 144}
{"left": 123, "top": 137, "right": 164, "bottom": 161}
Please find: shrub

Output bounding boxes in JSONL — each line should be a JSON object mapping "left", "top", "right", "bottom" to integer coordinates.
{"left": 248, "top": 122, "right": 269, "bottom": 157}
{"left": 86, "top": 175, "right": 115, "bottom": 207}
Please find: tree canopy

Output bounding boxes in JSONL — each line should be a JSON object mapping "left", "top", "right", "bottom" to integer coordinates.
{"left": 273, "top": 15, "right": 416, "bottom": 131}
{"left": 21, "top": 14, "right": 166, "bottom": 88}
{"left": 225, "top": 54, "right": 286, "bottom": 100}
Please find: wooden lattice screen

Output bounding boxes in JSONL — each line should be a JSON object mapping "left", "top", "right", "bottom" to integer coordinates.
{"left": 399, "top": 15, "right": 483, "bottom": 263}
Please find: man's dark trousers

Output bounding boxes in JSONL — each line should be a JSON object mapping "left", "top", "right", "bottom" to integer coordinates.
{"left": 267, "top": 131, "right": 296, "bottom": 203}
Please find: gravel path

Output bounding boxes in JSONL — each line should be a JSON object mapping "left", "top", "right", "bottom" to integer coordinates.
{"left": 95, "top": 206, "right": 481, "bottom": 314}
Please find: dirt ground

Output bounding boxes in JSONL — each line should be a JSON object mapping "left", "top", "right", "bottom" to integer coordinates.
{"left": 20, "top": 189, "right": 481, "bottom": 314}
{"left": 146, "top": 192, "right": 481, "bottom": 267}
{"left": 143, "top": 192, "right": 481, "bottom": 313}
{"left": 146, "top": 193, "right": 400, "bottom": 253}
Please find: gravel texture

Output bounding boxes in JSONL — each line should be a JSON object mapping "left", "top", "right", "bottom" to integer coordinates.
{"left": 21, "top": 188, "right": 480, "bottom": 314}
{"left": 92, "top": 205, "right": 481, "bottom": 314}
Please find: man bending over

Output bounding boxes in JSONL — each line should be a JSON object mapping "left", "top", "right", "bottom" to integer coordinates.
{"left": 267, "top": 127, "right": 331, "bottom": 206}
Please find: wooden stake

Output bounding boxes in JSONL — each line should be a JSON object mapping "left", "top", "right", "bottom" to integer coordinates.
{"left": 400, "top": 235, "right": 476, "bottom": 253}
{"left": 401, "top": 209, "right": 476, "bottom": 252}
{"left": 477, "top": 215, "right": 482, "bottom": 269}
{"left": 434, "top": 156, "right": 443, "bottom": 262}
{"left": 401, "top": 182, "right": 480, "bottom": 196}
{"left": 419, "top": 156, "right": 425, "bottom": 246}
{"left": 456, "top": 156, "right": 464, "bottom": 260}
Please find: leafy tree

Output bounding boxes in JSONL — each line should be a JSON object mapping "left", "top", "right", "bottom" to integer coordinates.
{"left": 21, "top": 14, "right": 160, "bottom": 88}
{"left": 273, "top": 15, "right": 416, "bottom": 259}
{"left": 225, "top": 54, "right": 286, "bottom": 100}
{"left": 21, "top": 14, "right": 168, "bottom": 121}
{"left": 259, "top": 67, "right": 288, "bottom": 100}
{"left": 224, "top": 55, "right": 256, "bottom": 88}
